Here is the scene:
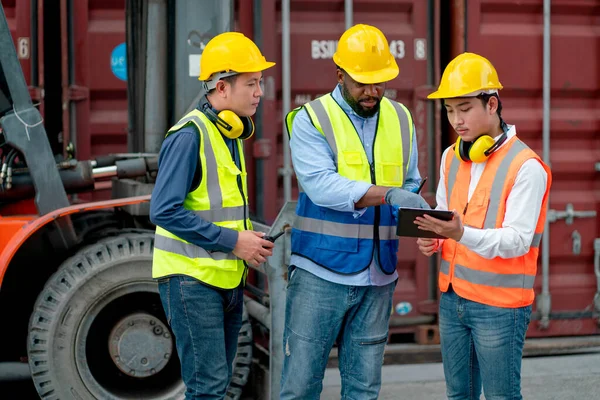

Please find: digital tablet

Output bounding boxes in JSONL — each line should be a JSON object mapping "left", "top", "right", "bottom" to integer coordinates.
{"left": 396, "top": 207, "right": 454, "bottom": 239}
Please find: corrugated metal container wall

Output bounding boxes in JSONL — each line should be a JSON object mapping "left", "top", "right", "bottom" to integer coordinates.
{"left": 241, "top": 0, "right": 442, "bottom": 336}
{"left": 67, "top": 0, "right": 128, "bottom": 162}
{"left": 1, "top": 0, "right": 42, "bottom": 112}
{"left": 66, "top": 0, "right": 128, "bottom": 199}
{"left": 451, "top": 0, "right": 600, "bottom": 337}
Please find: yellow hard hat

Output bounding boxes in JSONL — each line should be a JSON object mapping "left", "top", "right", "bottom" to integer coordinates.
{"left": 333, "top": 24, "right": 399, "bottom": 84}
{"left": 199, "top": 32, "right": 275, "bottom": 81}
{"left": 427, "top": 52, "right": 503, "bottom": 99}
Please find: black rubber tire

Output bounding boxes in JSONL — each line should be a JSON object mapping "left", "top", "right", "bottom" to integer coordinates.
{"left": 226, "top": 304, "right": 253, "bottom": 400}
{"left": 27, "top": 233, "right": 252, "bottom": 400}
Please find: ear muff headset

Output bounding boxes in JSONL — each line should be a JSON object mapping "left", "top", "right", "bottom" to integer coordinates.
{"left": 199, "top": 97, "right": 255, "bottom": 140}
{"left": 454, "top": 130, "right": 508, "bottom": 163}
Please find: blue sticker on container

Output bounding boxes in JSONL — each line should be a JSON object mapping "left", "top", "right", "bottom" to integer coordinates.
{"left": 395, "top": 302, "right": 413, "bottom": 316}
{"left": 110, "top": 43, "right": 127, "bottom": 81}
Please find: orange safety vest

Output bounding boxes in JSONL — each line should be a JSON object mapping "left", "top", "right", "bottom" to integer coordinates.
{"left": 440, "top": 136, "right": 552, "bottom": 308}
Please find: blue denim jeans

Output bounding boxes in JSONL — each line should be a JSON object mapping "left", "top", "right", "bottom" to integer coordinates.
{"left": 280, "top": 267, "right": 395, "bottom": 400}
{"left": 158, "top": 275, "right": 243, "bottom": 400}
{"left": 439, "top": 286, "right": 532, "bottom": 400}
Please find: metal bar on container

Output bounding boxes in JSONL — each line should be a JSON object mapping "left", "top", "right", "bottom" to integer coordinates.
{"left": 427, "top": 0, "right": 438, "bottom": 301}
{"left": 539, "top": 0, "right": 552, "bottom": 329}
{"left": 594, "top": 239, "right": 600, "bottom": 313}
{"left": 66, "top": 0, "right": 78, "bottom": 157}
{"left": 144, "top": 0, "right": 168, "bottom": 153}
{"left": 345, "top": 0, "right": 353, "bottom": 29}
{"left": 281, "top": 0, "right": 292, "bottom": 202}
{"left": 219, "top": 0, "right": 232, "bottom": 32}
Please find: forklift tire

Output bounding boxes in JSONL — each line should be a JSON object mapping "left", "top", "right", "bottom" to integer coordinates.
{"left": 27, "top": 232, "right": 253, "bottom": 400}
{"left": 226, "top": 305, "right": 253, "bottom": 400}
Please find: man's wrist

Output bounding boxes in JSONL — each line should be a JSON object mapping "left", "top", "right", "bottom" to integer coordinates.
{"left": 454, "top": 226, "right": 465, "bottom": 242}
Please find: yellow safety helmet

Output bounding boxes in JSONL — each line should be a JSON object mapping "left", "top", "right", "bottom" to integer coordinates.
{"left": 333, "top": 24, "right": 399, "bottom": 84}
{"left": 428, "top": 52, "right": 503, "bottom": 99}
{"left": 199, "top": 32, "right": 275, "bottom": 82}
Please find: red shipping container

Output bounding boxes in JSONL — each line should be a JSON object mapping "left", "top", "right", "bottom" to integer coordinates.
{"left": 65, "top": 0, "right": 128, "bottom": 161}
{"left": 1, "top": 0, "right": 43, "bottom": 113}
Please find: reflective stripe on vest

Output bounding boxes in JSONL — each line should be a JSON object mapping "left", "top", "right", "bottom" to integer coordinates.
{"left": 153, "top": 110, "right": 249, "bottom": 289}
{"left": 295, "top": 216, "right": 397, "bottom": 241}
{"left": 194, "top": 206, "right": 246, "bottom": 222}
{"left": 155, "top": 235, "right": 237, "bottom": 261}
{"left": 440, "top": 260, "right": 535, "bottom": 289}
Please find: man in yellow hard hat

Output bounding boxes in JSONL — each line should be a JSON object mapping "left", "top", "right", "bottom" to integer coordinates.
{"left": 416, "top": 52, "right": 551, "bottom": 399}
{"left": 280, "top": 24, "right": 428, "bottom": 399}
{"left": 150, "top": 32, "right": 275, "bottom": 399}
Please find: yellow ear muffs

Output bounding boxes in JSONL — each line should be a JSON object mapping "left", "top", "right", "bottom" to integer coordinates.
{"left": 454, "top": 137, "right": 468, "bottom": 161}
{"left": 454, "top": 135, "right": 495, "bottom": 163}
{"left": 215, "top": 110, "right": 244, "bottom": 139}
{"left": 241, "top": 116, "right": 255, "bottom": 140}
{"left": 203, "top": 107, "right": 255, "bottom": 140}
{"left": 468, "top": 135, "right": 495, "bottom": 163}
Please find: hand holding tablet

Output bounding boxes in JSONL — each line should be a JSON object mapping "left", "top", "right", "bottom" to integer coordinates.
{"left": 396, "top": 207, "right": 455, "bottom": 239}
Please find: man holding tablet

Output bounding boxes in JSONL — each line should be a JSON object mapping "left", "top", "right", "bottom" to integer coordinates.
{"left": 415, "top": 52, "right": 551, "bottom": 399}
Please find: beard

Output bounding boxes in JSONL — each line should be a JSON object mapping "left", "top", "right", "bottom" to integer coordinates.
{"left": 341, "top": 83, "right": 381, "bottom": 118}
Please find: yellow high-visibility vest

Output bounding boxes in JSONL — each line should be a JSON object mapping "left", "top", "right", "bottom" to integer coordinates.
{"left": 285, "top": 94, "right": 413, "bottom": 274}
{"left": 153, "top": 109, "right": 251, "bottom": 289}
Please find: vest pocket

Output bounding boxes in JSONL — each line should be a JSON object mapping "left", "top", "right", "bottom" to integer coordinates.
{"left": 464, "top": 190, "right": 490, "bottom": 229}
{"left": 379, "top": 162, "right": 403, "bottom": 186}
{"left": 342, "top": 150, "right": 364, "bottom": 166}
{"left": 218, "top": 162, "right": 243, "bottom": 204}
{"left": 341, "top": 150, "right": 366, "bottom": 175}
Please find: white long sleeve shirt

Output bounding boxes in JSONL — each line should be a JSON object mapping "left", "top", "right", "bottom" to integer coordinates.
{"left": 435, "top": 125, "right": 548, "bottom": 259}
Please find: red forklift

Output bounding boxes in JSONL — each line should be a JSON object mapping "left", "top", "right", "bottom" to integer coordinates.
{"left": 0, "top": 1, "right": 262, "bottom": 399}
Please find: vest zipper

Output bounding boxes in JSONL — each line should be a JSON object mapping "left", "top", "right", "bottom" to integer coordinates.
{"left": 233, "top": 140, "right": 249, "bottom": 277}
{"left": 371, "top": 122, "right": 381, "bottom": 269}
{"left": 233, "top": 141, "right": 248, "bottom": 230}
{"left": 238, "top": 175, "right": 247, "bottom": 229}
{"left": 334, "top": 98, "right": 381, "bottom": 271}
{"left": 450, "top": 194, "right": 470, "bottom": 285}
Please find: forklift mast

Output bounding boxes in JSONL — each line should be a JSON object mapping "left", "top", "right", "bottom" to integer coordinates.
{"left": 0, "top": 3, "right": 77, "bottom": 247}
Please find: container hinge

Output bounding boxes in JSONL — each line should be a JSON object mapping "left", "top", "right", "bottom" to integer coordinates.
{"left": 572, "top": 230, "right": 581, "bottom": 255}
{"left": 548, "top": 203, "right": 597, "bottom": 225}
{"left": 68, "top": 85, "right": 89, "bottom": 102}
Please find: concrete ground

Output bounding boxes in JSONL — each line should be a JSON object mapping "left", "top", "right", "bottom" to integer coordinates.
{"left": 2, "top": 347, "right": 599, "bottom": 399}
{"left": 322, "top": 351, "right": 600, "bottom": 399}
